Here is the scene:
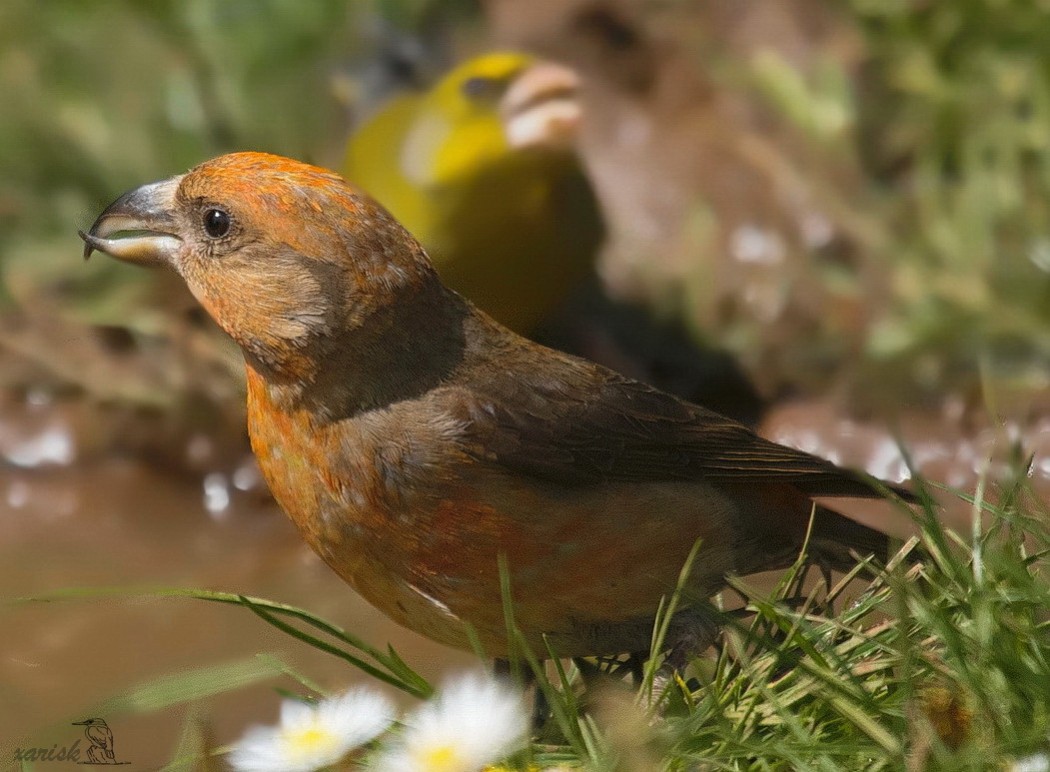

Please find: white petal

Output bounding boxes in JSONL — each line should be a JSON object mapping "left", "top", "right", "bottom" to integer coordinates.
{"left": 370, "top": 672, "right": 528, "bottom": 771}
{"left": 231, "top": 687, "right": 397, "bottom": 772}
{"left": 321, "top": 687, "right": 397, "bottom": 744}
{"left": 229, "top": 726, "right": 298, "bottom": 772}
{"left": 279, "top": 698, "right": 316, "bottom": 729}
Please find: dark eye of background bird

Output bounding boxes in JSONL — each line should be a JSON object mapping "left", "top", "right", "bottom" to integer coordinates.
{"left": 460, "top": 76, "right": 506, "bottom": 101}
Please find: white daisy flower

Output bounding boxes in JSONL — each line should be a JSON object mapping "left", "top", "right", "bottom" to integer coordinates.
{"left": 371, "top": 672, "right": 529, "bottom": 772}
{"left": 229, "top": 687, "right": 396, "bottom": 772}
{"left": 1013, "top": 754, "right": 1050, "bottom": 772}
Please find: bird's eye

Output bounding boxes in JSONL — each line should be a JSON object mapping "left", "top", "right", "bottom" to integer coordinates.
{"left": 203, "top": 208, "right": 231, "bottom": 238}
{"left": 461, "top": 76, "right": 501, "bottom": 100}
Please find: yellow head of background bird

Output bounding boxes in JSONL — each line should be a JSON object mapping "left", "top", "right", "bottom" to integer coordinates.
{"left": 343, "top": 51, "right": 604, "bottom": 334}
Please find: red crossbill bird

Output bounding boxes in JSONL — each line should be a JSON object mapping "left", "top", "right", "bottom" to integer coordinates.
{"left": 81, "top": 152, "right": 909, "bottom": 658}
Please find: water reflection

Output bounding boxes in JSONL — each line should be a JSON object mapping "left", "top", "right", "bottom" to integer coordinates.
{"left": 2, "top": 421, "right": 470, "bottom": 767}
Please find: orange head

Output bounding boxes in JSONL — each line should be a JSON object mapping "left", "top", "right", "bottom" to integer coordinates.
{"left": 82, "top": 152, "right": 464, "bottom": 410}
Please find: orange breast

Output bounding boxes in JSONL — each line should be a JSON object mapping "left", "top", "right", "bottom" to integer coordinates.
{"left": 245, "top": 365, "right": 749, "bottom": 655}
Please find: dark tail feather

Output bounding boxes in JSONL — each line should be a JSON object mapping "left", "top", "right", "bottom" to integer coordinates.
{"left": 810, "top": 506, "right": 898, "bottom": 571}
{"left": 796, "top": 472, "right": 919, "bottom": 503}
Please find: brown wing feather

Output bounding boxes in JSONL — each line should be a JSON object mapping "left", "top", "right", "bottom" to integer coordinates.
{"left": 456, "top": 345, "right": 913, "bottom": 501}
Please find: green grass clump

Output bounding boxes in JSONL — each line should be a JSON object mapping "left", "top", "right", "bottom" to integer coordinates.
{"left": 14, "top": 471, "right": 1050, "bottom": 770}
{"left": 652, "top": 477, "right": 1050, "bottom": 770}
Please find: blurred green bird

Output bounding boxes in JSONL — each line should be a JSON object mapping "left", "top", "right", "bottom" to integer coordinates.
{"left": 344, "top": 51, "right": 603, "bottom": 334}
{"left": 344, "top": 51, "right": 764, "bottom": 423}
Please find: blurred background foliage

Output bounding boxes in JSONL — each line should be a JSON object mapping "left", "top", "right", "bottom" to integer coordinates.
{"left": 0, "top": 0, "right": 360, "bottom": 412}
{"left": 850, "top": 0, "right": 1050, "bottom": 408}
{"left": 1, "top": 0, "right": 1048, "bottom": 446}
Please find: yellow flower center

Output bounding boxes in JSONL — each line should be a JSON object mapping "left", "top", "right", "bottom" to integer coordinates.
{"left": 418, "top": 744, "right": 464, "bottom": 771}
{"left": 284, "top": 724, "right": 338, "bottom": 761}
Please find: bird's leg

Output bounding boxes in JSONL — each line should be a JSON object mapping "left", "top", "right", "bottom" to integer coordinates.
{"left": 594, "top": 652, "right": 646, "bottom": 686}
{"left": 626, "top": 651, "right": 645, "bottom": 687}
{"left": 663, "top": 606, "right": 723, "bottom": 674}
{"left": 572, "top": 653, "right": 653, "bottom": 709}
{"left": 571, "top": 656, "right": 601, "bottom": 685}
{"left": 637, "top": 615, "right": 721, "bottom": 707}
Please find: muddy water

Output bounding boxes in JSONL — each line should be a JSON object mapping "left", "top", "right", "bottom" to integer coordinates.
{"left": 1, "top": 399, "right": 471, "bottom": 768}
{"left": 3, "top": 390, "right": 1047, "bottom": 768}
